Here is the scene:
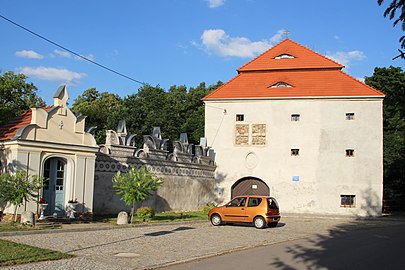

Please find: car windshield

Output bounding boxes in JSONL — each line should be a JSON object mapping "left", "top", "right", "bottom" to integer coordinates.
{"left": 268, "top": 198, "right": 279, "bottom": 210}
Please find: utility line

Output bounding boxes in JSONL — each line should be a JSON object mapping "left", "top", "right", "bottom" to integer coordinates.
{"left": 0, "top": 14, "right": 146, "bottom": 86}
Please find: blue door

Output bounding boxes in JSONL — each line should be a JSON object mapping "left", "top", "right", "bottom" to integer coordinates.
{"left": 43, "top": 158, "right": 66, "bottom": 216}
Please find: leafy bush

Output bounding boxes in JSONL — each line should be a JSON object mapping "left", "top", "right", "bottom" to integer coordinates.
{"left": 202, "top": 202, "right": 217, "bottom": 214}
{"left": 136, "top": 207, "right": 155, "bottom": 221}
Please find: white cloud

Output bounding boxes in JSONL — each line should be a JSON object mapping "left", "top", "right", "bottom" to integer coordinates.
{"left": 52, "top": 49, "right": 72, "bottom": 58}
{"left": 50, "top": 49, "right": 95, "bottom": 62}
{"left": 326, "top": 50, "right": 366, "bottom": 68}
{"left": 197, "top": 29, "right": 284, "bottom": 58}
{"left": 75, "top": 54, "right": 95, "bottom": 61}
{"left": 206, "top": 0, "right": 225, "bottom": 8}
{"left": 16, "top": 66, "right": 86, "bottom": 85}
{"left": 15, "top": 50, "right": 44, "bottom": 59}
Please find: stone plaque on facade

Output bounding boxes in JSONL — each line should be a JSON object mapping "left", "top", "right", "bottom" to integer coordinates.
{"left": 235, "top": 124, "right": 249, "bottom": 145}
{"left": 251, "top": 124, "right": 266, "bottom": 145}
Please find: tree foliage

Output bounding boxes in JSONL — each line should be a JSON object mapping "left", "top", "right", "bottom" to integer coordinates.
{"left": 112, "top": 167, "right": 162, "bottom": 223}
{"left": 0, "top": 171, "right": 44, "bottom": 221}
{"left": 116, "top": 81, "right": 221, "bottom": 147}
{"left": 71, "top": 88, "right": 122, "bottom": 144}
{"left": 365, "top": 66, "right": 405, "bottom": 200}
{"left": 378, "top": 0, "right": 405, "bottom": 50}
{"left": 0, "top": 71, "right": 46, "bottom": 127}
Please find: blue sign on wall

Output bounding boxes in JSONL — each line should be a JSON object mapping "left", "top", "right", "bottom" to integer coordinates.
{"left": 292, "top": 176, "right": 300, "bottom": 182}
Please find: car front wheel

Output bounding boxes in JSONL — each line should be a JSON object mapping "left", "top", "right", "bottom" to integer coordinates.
{"left": 254, "top": 216, "right": 266, "bottom": 229}
{"left": 210, "top": 214, "right": 222, "bottom": 226}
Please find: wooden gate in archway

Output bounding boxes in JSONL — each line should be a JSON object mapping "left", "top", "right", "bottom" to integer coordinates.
{"left": 231, "top": 177, "right": 269, "bottom": 198}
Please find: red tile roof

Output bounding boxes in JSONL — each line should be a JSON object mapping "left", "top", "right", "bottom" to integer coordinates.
{"left": 0, "top": 106, "right": 53, "bottom": 141}
{"left": 204, "top": 39, "right": 384, "bottom": 100}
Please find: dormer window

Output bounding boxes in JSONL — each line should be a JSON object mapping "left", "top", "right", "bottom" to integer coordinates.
{"left": 270, "top": 82, "right": 292, "bottom": 88}
{"left": 275, "top": 54, "right": 294, "bottom": 59}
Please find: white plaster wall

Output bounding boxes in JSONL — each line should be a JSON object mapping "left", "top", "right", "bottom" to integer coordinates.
{"left": 205, "top": 98, "right": 383, "bottom": 216}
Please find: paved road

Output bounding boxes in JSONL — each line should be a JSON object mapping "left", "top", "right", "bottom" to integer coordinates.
{"left": 1, "top": 215, "right": 404, "bottom": 269}
{"left": 160, "top": 222, "right": 405, "bottom": 270}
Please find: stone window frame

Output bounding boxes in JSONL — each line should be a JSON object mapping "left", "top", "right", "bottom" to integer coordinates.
{"left": 345, "top": 149, "right": 355, "bottom": 157}
{"left": 291, "top": 149, "right": 300, "bottom": 156}
{"left": 340, "top": 194, "right": 356, "bottom": 208}
{"left": 346, "top": 113, "right": 355, "bottom": 120}
{"left": 236, "top": 114, "right": 245, "bottom": 122}
{"left": 291, "top": 114, "right": 300, "bottom": 122}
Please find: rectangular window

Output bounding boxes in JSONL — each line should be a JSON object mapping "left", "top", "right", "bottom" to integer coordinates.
{"left": 340, "top": 195, "right": 356, "bottom": 207}
{"left": 236, "top": 114, "right": 244, "bottom": 121}
{"left": 346, "top": 149, "right": 355, "bottom": 157}
{"left": 291, "top": 149, "right": 300, "bottom": 156}
{"left": 291, "top": 114, "right": 300, "bottom": 121}
{"left": 346, "top": 113, "right": 355, "bottom": 120}
{"left": 248, "top": 197, "right": 262, "bottom": 207}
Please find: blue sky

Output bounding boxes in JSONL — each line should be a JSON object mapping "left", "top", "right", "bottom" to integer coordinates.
{"left": 1, "top": 0, "right": 404, "bottom": 105}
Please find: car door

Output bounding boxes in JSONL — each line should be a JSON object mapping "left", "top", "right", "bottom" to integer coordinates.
{"left": 245, "top": 197, "right": 263, "bottom": 222}
{"left": 222, "top": 197, "right": 247, "bottom": 222}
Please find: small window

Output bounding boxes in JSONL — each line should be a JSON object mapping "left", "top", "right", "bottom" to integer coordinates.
{"left": 346, "top": 113, "right": 355, "bottom": 120}
{"left": 268, "top": 198, "right": 279, "bottom": 210}
{"left": 270, "top": 82, "right": 292, "bottom": 88}
{"left": 248, "top": 197, "right": 262, "bottom": 207}
{"left": 291, "top": 149, "right": 300, "bottom": 156}
{"left": 340, "top": 195, "right": 356, "bottom": 208}
{"left": 275, "top": 54, "right": 294, "bottom": 59}
{"left": 228, "top": 197, "right": 247, "bottom": 207}
{"left": 236, "top": 114, "right": 244, "bottom": 121}
{"left": 291, "top": 114, "right": 300, "bottom": 121}
{"left": 346, "top": 149, "right": 355, "bottom": 157}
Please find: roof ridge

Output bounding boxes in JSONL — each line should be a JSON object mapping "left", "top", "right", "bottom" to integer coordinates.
{"left": 237, "top": 39, "right": 289, "bottom": 72}
{"left": 288, "top": 39, "right": 344, "bottom": 69}
{"left": 237, "top": 38, "right": 343, "bottom": 72}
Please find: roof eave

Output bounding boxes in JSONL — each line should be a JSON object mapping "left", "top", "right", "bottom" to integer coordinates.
{"left": 204, "top": 95, "right": 385, "bottom": 101}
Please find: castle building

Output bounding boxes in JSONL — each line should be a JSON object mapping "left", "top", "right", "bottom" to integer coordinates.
{"left": 203, "top": 39, "right": 385, "bottom": 216}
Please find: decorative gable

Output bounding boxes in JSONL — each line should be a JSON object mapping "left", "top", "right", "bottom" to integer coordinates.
{"left": 0, "top": 86, "right": 97, "bottom": 147}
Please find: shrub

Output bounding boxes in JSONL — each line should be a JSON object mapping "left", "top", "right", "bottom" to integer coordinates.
{"left": 202, "top": 202, "right": 217, "bottom": 214}
{"left": 136, "top": 207, "right": 155, "bottom": 221}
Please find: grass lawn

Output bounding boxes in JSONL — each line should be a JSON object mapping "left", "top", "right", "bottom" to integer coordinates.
{"left": 0, "top": 222, "right": 40, "bottom": 232}
{"left": 0, "top": 239, "right": 74, "bottom": 266}
{"left": 93, "top": 210, "right": 209, "bottom": 224}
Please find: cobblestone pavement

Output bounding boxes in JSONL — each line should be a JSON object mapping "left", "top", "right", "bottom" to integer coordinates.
{"left": 1, "top": 215, "right": 403, "bottom": 270}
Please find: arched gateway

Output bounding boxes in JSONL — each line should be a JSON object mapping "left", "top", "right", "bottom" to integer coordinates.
{"left": 231, "top": 177, "right": 269, "bottom": 198}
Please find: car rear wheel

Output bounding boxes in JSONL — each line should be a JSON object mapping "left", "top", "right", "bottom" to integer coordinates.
{"left": 210, "top": 214, "right": 222, "bottom": 226}
{"left": 253, "top": 216, "right": 266, "bottom": 229}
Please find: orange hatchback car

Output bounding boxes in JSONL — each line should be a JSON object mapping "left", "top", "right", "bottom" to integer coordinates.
{"left": 208, "top": 196, "right": 281, "bottom": 229}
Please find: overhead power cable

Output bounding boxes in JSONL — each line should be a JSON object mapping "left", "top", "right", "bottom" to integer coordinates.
{"left": 0, "top": 14, "right": 146, "bottom": 86}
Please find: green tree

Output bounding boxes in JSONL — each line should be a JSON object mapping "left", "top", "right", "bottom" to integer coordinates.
{"left": 0, "top": 71, "right": 46, "bottom": 127}
{"left": 121, "top": 85, "right": 175, "bottom": 146}
{"left": 112, "top": 167, "right": 162, "bottom": 223}
{"left": 71, "top": 88, "right": 122, "bottom": 144}
{"left": 378, "top": 0, "right": 405, "bottom": 52}
{"left": 0, "top": 171, "right": 44, "bottom": 222}
{"left": 365, "top": 66, "right": 405, "bottom": 200}
{"left": 181, "top": 81, "right": 223, "bottom": 144}
{"left": 121, "top": 82, "right": 221, "bottom": 147}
